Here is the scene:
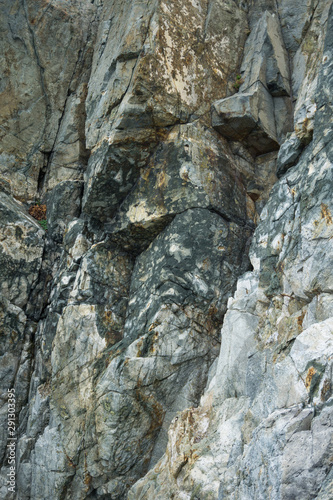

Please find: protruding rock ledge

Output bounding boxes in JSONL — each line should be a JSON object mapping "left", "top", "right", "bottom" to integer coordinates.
{"left": 212, "top": 83, "right": 280, "bottom": 156}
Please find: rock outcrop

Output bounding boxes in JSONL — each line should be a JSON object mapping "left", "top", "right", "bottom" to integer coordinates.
{"left": 0, "top": 0, "right": 332, "bottom": 499}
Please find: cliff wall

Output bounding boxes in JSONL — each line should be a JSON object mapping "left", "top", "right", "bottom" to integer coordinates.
{"left": 0, "top": 1, "right": 332, "bottom": 499}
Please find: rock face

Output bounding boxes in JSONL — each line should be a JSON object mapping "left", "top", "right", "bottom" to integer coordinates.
{"left": 212, "top": 10, "right": 292, "bottom": 155}
{"left": 0, "top": 1, "right": 332, "bottom": 499}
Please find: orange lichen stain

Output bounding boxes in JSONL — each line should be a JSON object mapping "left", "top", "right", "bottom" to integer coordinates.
{"left": 136, "top": 338, "right": 144, "bottom": 357}
{"left": 84, "top": 473, "right": 92, "bottom": 486}
{"left": 320, "top": 203, "right": 332, "bottom": 224}
{"left": 305, "top": 366, "right": 317, "bottom": 390}
{"left": 148, "top": 322, "right": 159, "bottom": 332}
{"left": 155, "top": 170, "right": 168, "bottom": 189}
{"left": 65, "top": 452, "right": 76, "bottom": 469}
{"left": 202, "top": 258, "right": 210, "bottom": 271}
{"left": 297, "top": 310, "right": 306, "bottom": 329}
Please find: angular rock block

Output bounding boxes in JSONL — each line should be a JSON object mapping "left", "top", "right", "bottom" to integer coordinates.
{"left": 240, "top": 11, "right": 291, "bottom": 98}
{"left": 212, "top": 83, "right": 279, "bottom": 156}
{"left": 106, "top": 123, "right": 251, "bottom": 253}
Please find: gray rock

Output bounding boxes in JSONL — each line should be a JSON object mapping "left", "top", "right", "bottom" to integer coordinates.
{"left": 212, "top": 9, "right": 294, "bottom": 154}
{"left": 276, "top": 133, "right": 304, "bottom": 177}
{"left": 212, "top": 83, "right": 280, "bottom": 156}
{"left": 82, "top": 0, "right": 248, "bottom": 221}
{"left": 240, "top": 11, "right": 291, "bottom": 97}
{"left": 0, "top": 1, "right": 332, "bottom": 499}
{"left": 0, "top": 0, "right": 97, "bottom": 201}
{"left": 0, "top": 192, "right": 44, "bottom": 308}
{"left": 47, "top": 181, "right": 83, "bottom": 243}
{"left": 106, "top": 123, "right": 252, "bottom": 253}
{"left": 128, "top": 3, "right": 333, "bottom": 498}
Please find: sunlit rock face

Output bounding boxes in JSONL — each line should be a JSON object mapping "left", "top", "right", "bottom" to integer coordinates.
{"left": 0, "top": 1, "right": 332, "bottom": 499}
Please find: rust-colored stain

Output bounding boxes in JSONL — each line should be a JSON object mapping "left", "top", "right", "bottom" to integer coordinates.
{"left": 65, "top": 452, "right": 76, "bottom": 469}
{"left": 183, "top": 53, "right": 193, "bottom": 65}
{"left": 102, "top": 310, "right": 123, "bottom": 346}
{"left": 150, "top": 331, "right": 159, "bottom": 354}
{"left": 83, "top": 450, "right": 92, "bottom": 490}
{"left": 105, "top": 329, "right": 123, "bottom": 346}
{"left": 148, "top": 322, "right": 159, "bottom": 332}
{"left": 155, "top": 170, "right": 167, "bottom": 189}
{"left": 321, "top": 379, "right": 331, "bottom": 402}
{"left": 302, "top": 116, "right": 310, "bottom": 134}
{"left": 320, "top": 203, "right": 332, "bottom": 224}
{"left": 208, "top": 304, "right": 218, "bottom": 319}
{"left": 136, "top": 389, "right": 165, "bottom": 439}
{"left": 180, "top": 169, "right": 190, "bottom": 182}
{"left": 305, "top": 366, "right": 316, "bottom": 390}
{"left": 136, "top": 338, "right": 143, "bottom": 357}
{"left": 84, "top": 473, "right": 92, "bottom": 486}
{"left": 297, "top": 310, "right": 306, "bottom": 329}
{"left": 168, "top": 404, "right": 212, "bottom": 480}
{"left": 202, "top": 257, "right": 210, "bottom": 271}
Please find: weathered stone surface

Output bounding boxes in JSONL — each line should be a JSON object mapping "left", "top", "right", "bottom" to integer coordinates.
{"left": 82, "top": 0, "right": 248, "bottom": 220}
{"left": 278, "top": 0, "right": 321, "bottom": 55}
{"left": 276, "top": 132, "right": 304, "bottom": 177}
{"left": 212, "top": 83, "right": 280, "bottom": 155}
{"left": 0, "top": 0, "right": 98, "bottom": 201}
{"left": 240, "top": 10, "right": 291, "bottom": 97}
{"left": 291, "top": 0, "right": 331, "bottom": 145}
{"left": 128, "top": 2, "right": 333, "bottom": 499}
{"left": 107, "top": 123, "right": 253, "bottom": 253}
{"left": 0, "top": 193, "right": 46, "bottom": 499}
{"left": 23, "top": 207, "right": 251, "bottom": 499}
{"left": 130, "top": 214, "right": 333, "bottom": 497}
{"left": 82, "top": 128, "right": 159, "bottom": 221}
{"left": 47, "top": 180, "right": 83, "bottom": 243}
{"left": 0, "top": 192, "right": 44, "bottom": 308}
{"left": 0, "top": 0, "right": 332, "bottom": 499}
{"left": 212, "top": 10, "right": 294, "bottom": 155}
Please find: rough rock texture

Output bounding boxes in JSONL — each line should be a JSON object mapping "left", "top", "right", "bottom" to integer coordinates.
{"left": 212, "top": 10, "right": 292, "bottom": 155}
{"left": 129, "top": 2, "right": 333, "bottom": 499}
{"left": 0, "top": 0, "right": 332, "bottom": 499}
